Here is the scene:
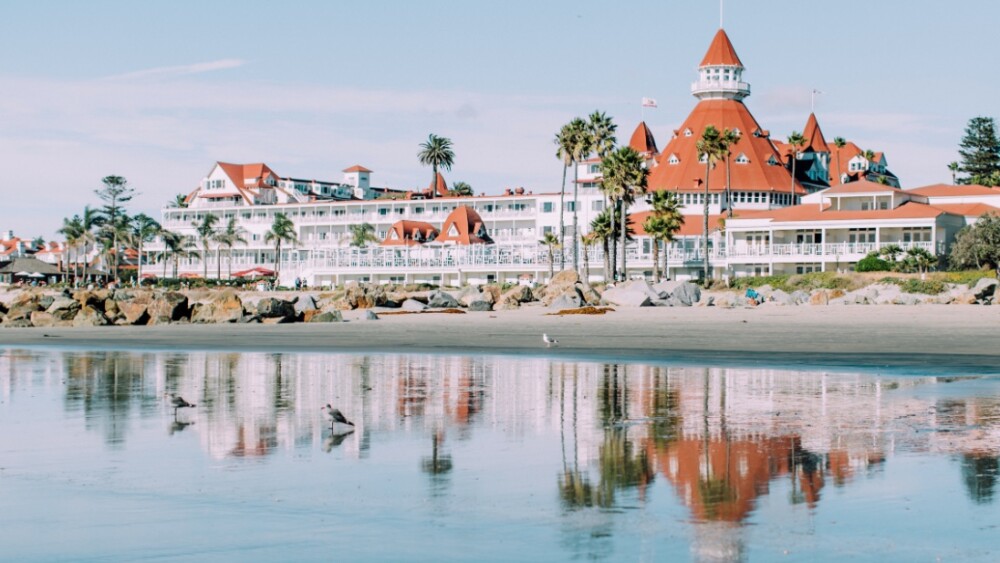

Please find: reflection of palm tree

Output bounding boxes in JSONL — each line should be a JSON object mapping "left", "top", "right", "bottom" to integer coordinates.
{"left": 421, "top": 431, "right": 453, "bottom": 476}
{"left": 961, "top": 454, "right": 999, "bottom": 505}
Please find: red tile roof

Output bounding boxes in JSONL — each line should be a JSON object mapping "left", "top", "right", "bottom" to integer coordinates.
{"left": 647, "top": 99, "right": 806, "bottom": 195}
{"left": 630, "top": 211, "right": 715, "bottom": 237}
{"left": 907, "top": 183, "right": 999, "bottom": 197}
{"left": 426, "top": 172, "right": 449, "bottom": 198}
{"left": 928, "top": 203, "right": 1000, "bottom": 217}
{"left": 735, "top": 201, "right": 948, "bottom": 223}
{"left": 824, "top": 179, "right": 901, "bottom": 195}
{"left": 801, "top": 113, "right": 828, "bottom": 153}
{"left": 628, "top": 121, "right": 658, "bottom": 155}
{"left": 435, "top": 206, "right": 491, "bottom": 245}
{"left": 381, "top": 220, "right": 440, "bottom": 247}
{"left": 700, "top": 29, "right": 743, "bottom": 67}
{"left": 343, "top": 165, "right": 372, "bottom": 173}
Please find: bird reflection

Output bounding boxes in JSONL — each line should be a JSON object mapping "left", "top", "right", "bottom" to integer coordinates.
{"left": 169, "top": 419, "right": 195, "bottom": 435}
{"left": 323, "top": 429, "right": 355, "bottom": 452}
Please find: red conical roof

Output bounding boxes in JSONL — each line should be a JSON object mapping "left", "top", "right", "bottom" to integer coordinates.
{"left": 802, "top": 113, "right": 829, "bottom": 153}
{"left": 699, "top": 29, "right": 743, "bottom": 67}
{"left": 628, "top": 121, "right": 658, "bottom": 155}
{"left": 427, "top": 172, "right": 449, "bottom": 197}
{"left": 647, "top": 99, "right": 805, "bottom": 195}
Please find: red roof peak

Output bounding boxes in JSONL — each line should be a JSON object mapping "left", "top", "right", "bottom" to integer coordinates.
{"left": 628, "top": 121, "right": 658, "bottom": 155}
{"left": 427, "top": 172, "right": 449, "bottom": 197}
{"left": 700, "top": 28, "right": 743, "bottom": 68}
{"left": 343, "top": 165, "right": 372, "bottom": 173}
{"left": 802, "top": 113, "right": 828, "bottom": 153}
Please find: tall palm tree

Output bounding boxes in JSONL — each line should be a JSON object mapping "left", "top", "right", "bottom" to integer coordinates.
{"left": 696, "top": 125, "right": 726, "bottom": 280}
{"left": 192, "top": 214, "right": 220, "bottom": 279}
{"left": 131, "top": 213, "right": 161, "bottom": 282}
{"left": 590, "top": 211, "right": 614, "bottom": 282}
{"left": 833, "top": 137, "right": 847, "bottom": 185}
{"left": 417, "top": 134, "right": 455, "bottom": 200}
{"left": 58, "top": 216, "right": 84, "bottom": 286}
{"left": 787, "top": 131, "right": 807, "bottom": 205}
{"left": 214, "top": 217, "right": 249, "bottom": 279}
{"left": 601, "top": 147, "right": 648, "bottom": 280}
{"left": 539, "top": 232, "right": 561, "bottom": 280}
{"left": 79, "top": 205, "right": 101, "bottom": 281}
{"left": 569, "top": 118, "right": 595, "bottom": 273}
{"left": 720, "top": 128, "right": 741, "bottom": 217}
{"left": 264, "top": 213, "right": 299, "bottom": 283}
{"left": 586, "top": 112, "right": 617, "bottom": 273}
{"left": 96, "top": 211, "right": 132, "bottom": 281}
{"left": 555, "top": 123, "right": 576, "bottom": 270}
{"left": 643, "top": 191, "right": 685, "bottom": 281}
{"left": 948, "top": 161, "right": 960, "bottom": 184}
{"left": 349, "top": 223, "right": 378, "bottom": 247}
{"left": 159, "top": 230, "right": 199, "bottom": 278}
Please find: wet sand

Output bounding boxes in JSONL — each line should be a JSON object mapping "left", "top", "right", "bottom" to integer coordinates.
{"left": 3, "top": 305, "right": 999, "bottom": 374}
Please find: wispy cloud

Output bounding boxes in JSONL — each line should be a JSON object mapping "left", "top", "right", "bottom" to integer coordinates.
{"left": 105, "top": 59, "right": 246, "bottom": 81}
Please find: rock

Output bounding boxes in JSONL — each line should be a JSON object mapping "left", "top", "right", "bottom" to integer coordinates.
{"left": 541, "top": 270, "right": 581, "bottom": 305}
{"left": 362, "top": 310, "right": 379, "bottom": 320}
{"left": 872, "top": 284, "right": 901, "bottom": 305}
{"left": 548, "top": 293, "right": 582, "bottom": 310}
{"left": 119, "top": 301, "right": 150, "bottom": 325}
{"left": 768, "top": 289, "right": 794, "bottom": 306}
{"left": 5, "top": 295, "right": 41, "bottom": 322}
{"left": 192, "top": 290, "right": 244, "bottom": 324}
{"left": 111, "top": 289, "right": 135, "bottom": 301}
{"left": 2, "top": 318, "right": 33, "bottom": 328}
{"left": 104, "top": 299, "right": 120, "bottom": 318}
{"left": 602, "top": 281, "right": 656, "bottom": 307}
{"left": 667, "top": 282, "right": 702, "bottom": 306}
{"left": 308, "top": 311, "right": 343, "bottom": 323}
{"left": 427, "top": 290, "right": 460, "bottom": 309}
{"left": 972, "top": 278, "right": 998, "bottom": 302}
{"left": 345, "top": 283, "right": 387, "bottom": 309}
{"left": 893, "top": 294, "right": 922, "bottom": 305}
{"left": 30, "top": 311, "right": 58, "bottom": 328}
{"left": 72, "top": 305, "right": 109, "bottom": 327}
{"left": 791, "top": 290, "right": 810, "bottom": 304}
{"left": 72, "top": 290, "right": 109, "bottom": 309}
{"left": 401, "top": 299, "right": 427, "bottom": 312}
{"left": 148, "top": 292, "right": 189, "bottom": 322}
{"left": 496, "top": 285, "right": 533, "bottom": 310}
{"left": 256, "top": 297, "right": 295, "bottom": 320}
{"left": 238, "top": 314, "right": 262, "bottom": 324}
{"left": 293, "top": 295, "right": 318, "bottom": 317}
{"left": 481, "top": 285, "right": 502, "bottom": 305}
{"left": 261, "top": 316, "right": 293, "bottom": 325}
{"left": 46, "top": 297, "right": 81, "bottom": 320}
{"left": 809, "top": 290, "right": 830, "bottom": 306}
{"left": 467, "top": 300, "right": 493, "bottom": 312}
{"left": 652, "top": 280, "right": 684, "bottom": 299}
{"left": 38, "top": 295, "right": 55, "bottom": 310}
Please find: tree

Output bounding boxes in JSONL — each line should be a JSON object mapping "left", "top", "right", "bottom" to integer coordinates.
{"left": 214, "top": 218, "right": 248, "bottom": 279}
{"left": 159, "top": 230, "right": 199, "bottom": 278}
{"left": 349, "top": 223, "right": 378, "bottom": 247}
{"left": 948, "top": 161, "right": 961, "bottom": 184}
{"left": 78, "top": 206, "right": 101, "bottom": 281}
{"left": 539, "top": 232, "right": 561, "bottom": 279}
{"left": 904, "top": 246, "right": 937, "bottom": 275}
{"left": 58, "top": 216, "right": 84, "bottom": 285}
{"left": 720, "top": 128, "right": 741, "bottom": 217}
{"left": 642, "top": 191, "right": 685, "bottom": 281}
{"left": 169, "top": 193, "right": 189, "bottom": 208}
{"left": 949, "top": 213, "right": 1000, "bottom": 274}
{"left": 131, "top": 213, "right": 161, "bottom": 282}
{"left": 787, "top": 131, "right": 807, "bottom": 204}
{"left": 590, "top": 208, "right": 633, "bottom": 283}
{"left": 833, "top": 137, "right": 847, "bottom": 185}
{"left": 696, "top": 125, "right": 726, "bottom": 280}
{"left": 879, "top": 244, "right": 904, "bottom": 267}
{"left": 580, "top": 232, "right": 599, "bottom": 283}
{"left": 555, "top": 123, "right": 576, "bottom": 270}
{"left": 586, "top": 112, "right": 617, "bottom": 274}
{"left": 417, "top": 134, "right": 455, "bottom": 200}
{"left": 449, "top": 181, "right": 473, "bottom": 197}
{"left": 957, "top": 117, "right": 1000, "bottom": 185}
{"left": 192, "top": 214, "right": 220, "bottom": 279}
{"left": 565, "top": 119, "right": 595, "bottom": 273}
{"left": 264, "top": 213, "right": 299, "bottom": 283}
{"left": 95, "top": 175, "right": 137, "bottom": 282}
{"left": 601, "top": 146, "right": 648, "bottom": 280}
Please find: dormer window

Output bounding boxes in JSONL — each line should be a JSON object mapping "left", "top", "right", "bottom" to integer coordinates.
{"left": 699, "top": 153, "right": 708, "bottom": 164}
{"left": 732, "top": 128, "right": 741, "bottom": 136}
{"left": 767, "top": 155, "right": 779, "bottom": 166}
{"left": 448, "top": 225, "right": 459, "bottom": 237}
{"left": 684, "top": 128, "right": 693, "bottom": 137}
{"left": 667, "top": 154, "right": 680, "bottom": 165}
{"left": 735, "top": 153, "right": 749, "bottom": 164}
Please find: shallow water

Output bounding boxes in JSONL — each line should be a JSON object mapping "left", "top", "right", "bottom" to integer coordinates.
{"left": 1, "top": 349, "right": 998, "bottom": 562}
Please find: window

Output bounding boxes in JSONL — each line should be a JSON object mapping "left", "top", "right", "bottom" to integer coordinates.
{"left": 378, "top": 208, "right": 388, "bottom": 216}
{"left": 879, "top": 201, "right": 889, "bottom": 210}
{"left": 861, "top": 201, "right": 870, "bottom": 211}
{"left": 414, "top": 207, "right": 424, "bottom": 214}
{"left": 542, "top": 202, "right": 554, "bottom": 213}
{"left": 589, "top": 164, "right": 600, "bottom": 174}
{"left": 796, "top": 264, "right": 820, "bottom": 274}
{"left": 684, "top": 128, "right": 693, "bottom": 137}
{"left": 849, "top": 228, "right": 875, "bottom": 243}
{"left": 735, "top": 153, "right": 749, "bottom": 164}
{"left": 543, "top": 226, "right": 553, "bottom": 235}
{"left": 668, "top": 154, "right": 680, "bottom": 165}
{"left": 903, "top": 227, "right": 932, "bottom": 242}
{"left": 566, "top": 202, "right": 575, "bottom": 212}
{"left": 592, "top": 200, "right": 604, "bottom": 212}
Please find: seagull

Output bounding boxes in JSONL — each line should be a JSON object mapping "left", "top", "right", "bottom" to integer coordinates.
{"left": 169, "top": 393, "right": 196, "bottom": 414}
{"left": 323, "top": 404, "right": 355, "bottom": 428}
{"left": 543, "top": 333, "right": 559, "bottom": 347}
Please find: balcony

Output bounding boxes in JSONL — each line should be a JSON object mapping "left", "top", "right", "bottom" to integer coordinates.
{"left": 726, "top": 240, "right": 939, "bottom": 260}
{"left": 690, "top": 79, "right": 751, "bottom": 98}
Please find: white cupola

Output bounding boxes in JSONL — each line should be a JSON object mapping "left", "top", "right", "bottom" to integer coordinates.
{"left": 691, "top": 29, "right": 750, "bottom": 101}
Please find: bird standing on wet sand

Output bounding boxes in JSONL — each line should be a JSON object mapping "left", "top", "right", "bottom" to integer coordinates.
{"left": 543, "top": 333, "right": 559, "bottom": 347}
{"left": 323, "top": 404, "right": 355, "bottom": 428}
{"left": 169, "top": 393, "right": 195, "bottom": 414}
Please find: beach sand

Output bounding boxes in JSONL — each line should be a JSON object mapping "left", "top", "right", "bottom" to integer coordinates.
{"left": 3, "top": 304, "right": 999, "bottom": 373}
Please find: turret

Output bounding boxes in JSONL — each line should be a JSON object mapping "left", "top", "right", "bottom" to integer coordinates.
{"left": 691, "top": 29, "right": 750, "bottom": 101}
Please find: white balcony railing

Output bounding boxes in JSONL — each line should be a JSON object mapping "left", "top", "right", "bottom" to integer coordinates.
{"left": 726, "top": 240, "right": 939, "bottom": 259}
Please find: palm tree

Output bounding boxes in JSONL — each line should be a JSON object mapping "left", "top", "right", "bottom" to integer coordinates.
{"left": 214, "top": 218, "right": 249, "bottom": 279}
{"left": 787, "top": 131, "right": 807, "bottom": 205}
{"left": 643, "top": 191, "right": 685, "bottom": 281}
{"left": 58, "top": 216, "right": 84, "bottom": 286}
{"left": 833, "top": 137, "right": 847, "bottom": 185}
{"left": 905, "top": 247, "right": 937, "bottom": 276}
{"left": 590, "top": 211, "right": 614, "bottom": 282}
{"left": 417, "top": 134, "right": 455, "bottom": 200}
{"left": 169, "top": 193, "right": 189, "bottom": 208}
{"left": 569, "top": 118, "right": 595, "bottom": 273}
{"left": 580, "top": 232, "right": 599, "bottom": 283}
{"left": 159, "top": 230, "right": 199, "bottom": 278}
{"left": 96, "top": 211, "right": 132, "bottom": 281}
{"left": 601, "top": 147, "right": 648, "bottom": 280}
{"left": 539, "top": 232, "right": 561, "bottom": 280}
{"left": 721, "top": 128, "right": 741, "bottom": 217}
{"left": 879, "top": 244, "right": 904, "bottom": 268}
{"left": 131, "top": 213, "right": 161, "bottom": 282}
{"left": 192, "top": 214, "right": 220, "bottom": 279}
{"left": 948, "top": 161, "right": 960, "bottom": 184}
{"left": 587, "top": 112, "right": 617, "bottom": 273}
{"left": 349, "top": 223, "right": 378, "bottom": 247}
{"left": 555, "top": 123, "right": 576, "bottom": 270}
{"left": 696, "top": 125, "right": 726, "bottom": 280}
{"left": 449, "top": 181, "right": 473, "bottom": 197}
{"left": 78, "top": 205, "right": 101, "bottom": 281}
{"left": 264, "top": 213, "right": 299, "bottom": 283}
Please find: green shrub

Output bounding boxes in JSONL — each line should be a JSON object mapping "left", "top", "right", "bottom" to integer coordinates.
{"left": 941, "top": 270, "right": 997, "bottom": 286}
{"left": 898, "top": 279, "right": 946, "bottom": 295}
{"left": 856, "top": 253, "right": 892, "bottom": 272}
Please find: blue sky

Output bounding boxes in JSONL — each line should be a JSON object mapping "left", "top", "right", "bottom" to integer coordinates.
{"left": 2, "top": 0, "right": 997, "bottom": 239}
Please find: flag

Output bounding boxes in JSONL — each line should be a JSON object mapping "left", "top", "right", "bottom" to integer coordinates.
{"left": 641, "top": 97, "right": 657, "bottom": 108}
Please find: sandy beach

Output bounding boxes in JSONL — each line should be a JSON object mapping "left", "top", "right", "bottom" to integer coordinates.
{"left": 3, "top": 304, "right": 999, "bottom": 374}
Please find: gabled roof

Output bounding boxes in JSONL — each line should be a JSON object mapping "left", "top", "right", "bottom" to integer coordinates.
{"left": 343, "top": 165, "right": 372, "bottom": 173}
{"left": 928, "top": 203, "right": 1000, "bottom": 217}
{"left": 735, "top": 201, "right": 948, "bottom": 224}
{"left": 630, "top": 211, "right": 713, "bottom": 238}
{"left": 908, "top": 183, "right": 999, "bottom": 197}
{"left": 435, "top": 206, "right": 492, "bottom": 245}
{"left": 427, "top": 172, "right": 449, "bottom": 197}
{"left": 628, "top": 121, "right": 658, "bottom": 155}
{"left": 381, "top": 220, "right": 440, "bottom": 247}
{"left": 825, "top": 140, "right": 864, "bottom": 186}
{"left": 0, "top": 257, "right": 62, "bottom": 275}
{"left": 647, "top": 99, "right": 806, "bottom": 195}
{"left": 801, "top": 113, "right": 828, "bottom": 153}
{"left": 218, "top": 162, "right": 278, "bottom": 188}
{"left": 699, "top": 28, "right": 743, "bottom": 67}
{"left": 824, "top": 179, "right": 900, "bottom": 195}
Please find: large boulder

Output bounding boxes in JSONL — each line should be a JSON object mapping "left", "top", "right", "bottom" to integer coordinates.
{"left": 293, "top": 295, "right": 318, "bottom": 317}
{"left": 666, "top": 282, "right": 702, "bottom": 307}
{"left": 192, "top": 290, "right": 244, "bottom": 324}
{"left": 72, "top": 289, "right": 109, "bottom": 310}
{"left": 256, "top": 297, "right": 295, "bottom": 320}
{"left": 456, "top": 287, "right": 490, "bottom": 308}
{"left": 540, "top": 270, "right": 581, "bottom": 305}
{"left": 119, "top": 301, "right": 150, "bottom": 325}
{"left": 481, "top": 285, "right": 503, "bottom": 305}
{"left": 496, "top": 285, "right": 533, "bottom": 310}
{"left": 46, "top": 297, "right": 81, "bottom": 321}
{"left": 30, "top": 311, "right": 58, "bottom": 328}
{"left": 147, "top": 292, "right": 189, "bottom": 322}
{"left": 603, "top": 280, "right": 659, "bottom": 307}
{"left": 809, "top": 290, "right": 830, "bottom": 306}
{"left": 548, "top": 292, "right": 582, "bottom": 310}
{"left": 872, "top": 284, "right": 901, "bottom": 305}
{"left": 344, "top": 283, "right": 387, "bottom": 309}
{"left": 401, "top": 298, "right": 427, "bottom": 312}
{"left": 5, "top": 294, "right": 41, "bottom": 322}
{"left": 652, "top": 280, "right": 684, "bottom": 299}
{"left": 972, "top": 278, "right": 998, "bottom": 302}
{"left": 467, "top": 300, "right": 493, "bottom": 312}
{"left": 72, "top": 305, "right": 109, "bottom": 327}
{"left": 308, "top": 310, "right": 343, "bottom": 323}
{"left": 38, "top": 295, "right": 56, "bottom": 310}
{"left": 362, "top": 310, "right": 379, "bottom": 321}
{"left": 427, "top": 290, "right": 460, "bottom": 309}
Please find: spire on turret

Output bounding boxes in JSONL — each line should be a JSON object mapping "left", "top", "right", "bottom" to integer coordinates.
{"left": 691, "top": 29, "right": 750, "bottom": 101}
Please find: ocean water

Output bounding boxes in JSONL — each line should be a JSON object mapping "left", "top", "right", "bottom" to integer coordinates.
{"left": 0, "top": 348, "right": 998, "bottom": 562}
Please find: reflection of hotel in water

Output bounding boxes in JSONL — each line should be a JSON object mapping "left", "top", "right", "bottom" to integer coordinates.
{"left": 2, "top": 350, "right": 998, "bottom": 521}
